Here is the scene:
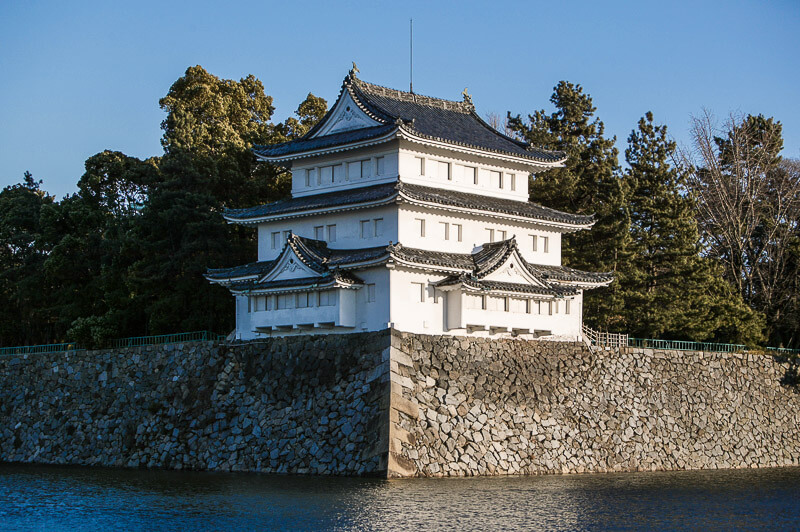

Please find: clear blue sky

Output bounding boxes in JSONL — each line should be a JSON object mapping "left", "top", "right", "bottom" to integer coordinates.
{"left": 1, "top": 0, "right": 798, "bottom": 199}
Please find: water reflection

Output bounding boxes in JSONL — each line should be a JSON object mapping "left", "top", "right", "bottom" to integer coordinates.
{"left": 1, "top": 464, "right": 798, "bottom": 530}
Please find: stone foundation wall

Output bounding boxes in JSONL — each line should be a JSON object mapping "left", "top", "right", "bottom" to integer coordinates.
{"left": 387, "top": 331, "right": 800, "bottom": 476}
{"left": 2, "top": 329, "right": 799, "bottom": 478}
{"left": 0, "top": 332, "right": 391, "bottom": 475}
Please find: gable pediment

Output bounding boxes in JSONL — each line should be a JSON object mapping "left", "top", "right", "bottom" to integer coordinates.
{"left": 311, "top": 90, "right": 383, "bottom": 138}
{"left": 481, "top": 251, "right": 547, "bottom": 288}
{"left": 260, "top": 245, "right": 323, "bottom": 283}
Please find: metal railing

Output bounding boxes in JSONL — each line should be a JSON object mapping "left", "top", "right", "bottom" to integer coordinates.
{"left": 111, "top": 331, "right": 225, "bottom": 348}
{"left": 0, "top": 342, "right": 83, "bottom": 357}
{"left": 0, "top": 331, "right": 225, "bottom": 357}
{"left": 628, "top": 338, "right": 747, "bottom": 353}
{"left": 767, "top": 346, "right": 800, "bottom": 357}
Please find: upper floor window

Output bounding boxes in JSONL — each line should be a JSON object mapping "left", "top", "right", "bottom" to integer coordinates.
{"left": 319, "top": 290, "right": 337, "bottom": 307}
{"left": 415, "top": 157, "right": 425, "bottom": 176}
{"left": 411, "top": 282, "right": 426, "bottom": 303}
{"left": 530, "top": 234, "right": 538, "bottom": 251}
{"left": 490, "top": 170, "right": 502, "bottom": 188}
{"left": 440, "top": 222, "right": 449, "bottom": 240}
{"left": 307, "top": 168, "right": 317, "bottom": 186}
{"left": 348, "top": 159, "right": 370, "bottom": 180}
{"left": 497, "top": 229, "right": 507, "bottom": 241}
{"left": 454, "top": 223, "right": 463, "bottom": 242}
{"left": 271, "top": 231, "right": 281, "bottom": 249}
{"left": 463, "top": 166, "right": 477, "bottom": 185}
{"left": 436, "top": 161, "right": 451, "bottom": 180}
{"left": 416, "top": 218, "right": 426, "bottom": 237}
{"left": 366, "top": 284, "right": 376, "bottom": 303}
{"left": 486, "top": 228, "right": 495, "bottom": 242}
{"left": 542, "top": 236, "right": 550, "bottom": 253}
{"left": 327, "top": 224, "right": 337, "bottom": 242}
{"left": 360, "top": 218, "right": 384, "bottom": 239}
{"left": 314, "top": 226, "right": 324, "bottom": 240}
{"left": 508, "top": 173, "right": 516, "bottom": 191}
{"left": 376, "top": 156, "right": 385, "bottom": 176}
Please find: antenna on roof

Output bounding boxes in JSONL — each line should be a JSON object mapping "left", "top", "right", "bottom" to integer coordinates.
{"left": 409, "top": 18, "right": 414, "bottom": 94}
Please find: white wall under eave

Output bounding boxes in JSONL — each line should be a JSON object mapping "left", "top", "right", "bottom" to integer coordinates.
{"left": 397, "top": 204, "right": 563, "bottom": 266}
{"left": 256, "top": 205, "right": 399, "bottom": 262}
{"left": 233, "top": 266, "right": 391, "bottom": 340}
{"left": 388, "top": 267, "right": 584, "bottom": 339}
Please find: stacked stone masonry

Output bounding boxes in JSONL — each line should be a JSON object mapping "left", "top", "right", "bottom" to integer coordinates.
{"left": 1, "top": 329, "right": 799, "bottom": 478}
{"left": 388, "top": 331, "right": 800, "bottom": 476}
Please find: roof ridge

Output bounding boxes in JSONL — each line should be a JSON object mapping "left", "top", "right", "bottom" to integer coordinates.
{"left": 349, "top": 76, "right": 474, "bottom": 114}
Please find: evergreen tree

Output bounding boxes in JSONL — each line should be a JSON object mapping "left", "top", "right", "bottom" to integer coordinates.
{"left": 507, "top": 81, "right": 631, "bottom": 330}
{"left": 622, "top": 112, "right": 764, "bottom": 343}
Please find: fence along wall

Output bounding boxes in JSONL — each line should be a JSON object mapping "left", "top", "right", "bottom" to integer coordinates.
{"left": 1, "top": 330, "right": 799, "bottom": 478}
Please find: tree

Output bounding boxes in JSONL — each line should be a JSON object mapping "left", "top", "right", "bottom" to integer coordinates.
{"left": 507, "top": 81, "right": 631, "bottom": 330}
{"left": 685, "top": 112, "right": 800, "bottom": 346}
{"left": 621, "top": 112, "right": 764, "bottom": 343}
{"left": 0, "top": 173, "right": 55, "bottom": 344}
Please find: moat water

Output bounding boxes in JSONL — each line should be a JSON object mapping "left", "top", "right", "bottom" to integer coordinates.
{"left": 1, "top": 464, "right": 799, "bottom": 531}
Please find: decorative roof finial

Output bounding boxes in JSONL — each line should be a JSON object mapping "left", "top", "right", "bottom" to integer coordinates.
{"left": 462, "top": 87, "right": 473, "bottom": 106}
{"left": 350, "top": 62, "right": 360, "bottom": 78}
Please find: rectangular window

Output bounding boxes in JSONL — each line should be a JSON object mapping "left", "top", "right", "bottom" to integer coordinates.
{"left": 247, "top": 297, "right": 252, "bottom": 313}
{"left": 411, "top": 282, "right": 426, "bottom": 303}
{"left": 548, "top": 301, "right": 553, "bottom": 315}
{"left": 543, "top": 236, "right": 550, "bottom": 253}
{"left": 486, "top": 296, "right": 505, "bottom": 311}
{"left": 367, "top": 283, "right": 376, "bottom": 303}
{"left": 510, "top": 298, "right": 527, "bottom": 313}
{"left": 415, "top": 156, "right": 425, "bottom": 176}
{"left": 376, "top": 156, "right": 385, "bottom": 176}
{"left": 318, "top": 290, "right": 337, "bottom": 307}
{"left": 440, "top": 221, "right": 450, "bottom": 240}
{"left": 416, "top": 218, "right": 426, "bottom": 237}
{"left": 326, "top": 224, "right": 337, "bottom": 242}
{"left": 296, "top": 292, "right": 309, "bottom": 308}
{"left": 309, "top": 168, "right": 318, "bottom": 185}
{"left": 283, "top": 230, "right": 291, "bottom": 242}
{"left": 254, "top": 296, "right": 263, "bottom": 312}
{"left": 565, "top": 299, "right": 571, "bottom": 314}
{"left": 438, "top": 161, "right": 451, "bottom": 180}
{"left": 490, "top": 170, "right": 502, "bottom": 188}
{"left": 486, "top": 228, "right": 495, "bottom": 242}
{"left": 374, "top": 218, "right": 384, "bottom": 237}
{"left": 314, "top": 226, "right": 324, "bottom": 240}
{"left": 453, "top": 224, "right": 463, "bottom": 242}
{"left": 333, "top": 164, "right": 344, "bottom": 183}
{"left": 304, "top": 169, "right": 311, "bottom": 187}
{"left": 497, "top": 230, "right": 507, "bottom": 241}
{"left": 320, "top": 165, "right": 333, "bottom": 184}
{"left": 463, "top": 166, "right": 477, "bottom": 185}
{"left": 510, "top": 174, "right": 516, "bottom": 191}
{"left": 271, "top": 231, "right": 281, "bottom": 249}
{"left": 360, "top": 220, "right": 371, "bottom": 239}
{"left": 347, "top": 161, "right": 362, "bottom": 179}
{"left": 277, "top": 294, "right": 295, "bottom": 310}
{"left": 530, "top": 234, "right": 538, "bottom": 252}
{"left": 465, "top": 294, "right": 485, "bottom": 310}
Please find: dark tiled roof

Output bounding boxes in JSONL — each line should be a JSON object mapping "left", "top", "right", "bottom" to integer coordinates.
{"left": 390, "top": 240, "right": 613, "bottom": 286}
{"left": 434, "top": 275, "right": 577, "bottom": 297}
{"left": 206, "top": 236, "right": 389, "bottom": 283}
{"left": 399, "top": 183, "right": 594, "bottom": 226}
{"left": 526, "top": 263, "right": 614, "bottom": 284}
{"left": 224, "top": 181, "right": 593, "bottom": 227}
{"left": 229, "top": 270, "right": 363, "bottom": 293}
{"left": 206, "top": 260, "right": 277, "bottom": 281}
{"left": 252, "top": 125, "right": 396, "bottom": 159}
{"left": 352, "top": 78, "right": 564, "bottom": 163}
{"left": 224, "top": 182, "right": 398, "bottom": 221}
{"left": 252, "top": 74, "right": 566, "bottom": 163}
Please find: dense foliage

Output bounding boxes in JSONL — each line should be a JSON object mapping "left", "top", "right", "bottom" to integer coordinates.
{"left": 1, "top": 67, "right": 796, "bottom": 348}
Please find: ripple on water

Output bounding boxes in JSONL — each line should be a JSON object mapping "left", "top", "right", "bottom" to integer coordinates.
{"left": 1, "top": 465, "right": 799, "bottom": 531}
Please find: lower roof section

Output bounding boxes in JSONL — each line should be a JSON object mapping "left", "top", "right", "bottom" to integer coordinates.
{"left": 223, "top": 181, "right": 594, "bottom": 228}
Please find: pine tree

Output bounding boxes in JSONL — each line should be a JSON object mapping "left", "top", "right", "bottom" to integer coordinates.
{"left": 622, "top": 112, "right": 764, "bottom": 343}
{"left": 507, "top": 81, "right": 631, "bottom": 330}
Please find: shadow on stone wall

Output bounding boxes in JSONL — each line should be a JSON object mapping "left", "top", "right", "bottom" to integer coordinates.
{"left": 775, "top": 353, "right": 800, "bottom": 392}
